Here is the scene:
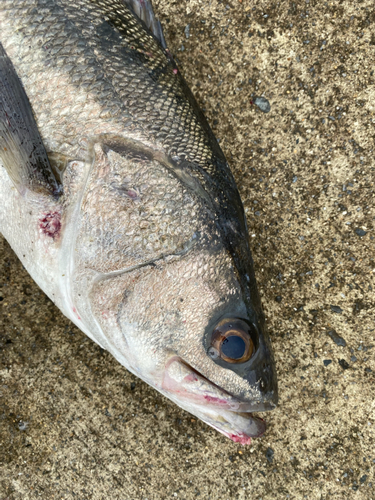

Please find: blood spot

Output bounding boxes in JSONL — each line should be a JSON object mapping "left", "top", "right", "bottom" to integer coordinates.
{"left": 72, "top": 307, "right": 81, "bottom": 321}
{"left": 39, "top": 211, "right": 61, "bottom": 239}
{"left": 203, "top": 395, "right": 228, "bottom": 405}
{"left": 126, "top": 189, "right": 138, "bottom": 199}
{"left": 229, "top": 433, "right": 252, "bottom": 445}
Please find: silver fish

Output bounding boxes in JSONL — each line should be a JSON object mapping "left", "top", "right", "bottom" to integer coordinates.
{"left": 0, "top": 0, "right": 277, "bottom": 443}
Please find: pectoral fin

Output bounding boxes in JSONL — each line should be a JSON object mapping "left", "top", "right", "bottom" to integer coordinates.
{"left": 122, "top": 0, "right": 167, "bottom": 49}
{"left": 0, "top": 43, "right": 60, "bottom": 196}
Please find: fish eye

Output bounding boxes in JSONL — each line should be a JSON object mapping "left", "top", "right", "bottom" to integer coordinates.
{"left": 208, "top": 318, "right": 255, "bottom": 364}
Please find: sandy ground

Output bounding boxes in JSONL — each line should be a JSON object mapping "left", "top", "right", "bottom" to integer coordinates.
{"left": 1, "top": 0, "right": 375, "bottom": 498}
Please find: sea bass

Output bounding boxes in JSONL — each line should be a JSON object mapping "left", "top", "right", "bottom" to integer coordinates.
{"left": 0, "top": 0, "right": 277, "bottom": 443}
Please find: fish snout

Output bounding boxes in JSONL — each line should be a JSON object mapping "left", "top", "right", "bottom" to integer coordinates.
{"left": 161, "top": 356, "right": 270, "bottom": 442}
{"left": 236, "top": 342, "right": 279, "bottom": 412}
{"left": 162, "top": 355, "right": 277, "bottom": 412}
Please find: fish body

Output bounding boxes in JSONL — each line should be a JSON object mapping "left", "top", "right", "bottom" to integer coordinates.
{"left": 0, "top": 0, "right": 277, "bottom": 443}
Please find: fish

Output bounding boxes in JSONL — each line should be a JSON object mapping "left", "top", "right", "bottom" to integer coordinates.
{"left": 0, "top": 0, "right": 278, "bottom": 444}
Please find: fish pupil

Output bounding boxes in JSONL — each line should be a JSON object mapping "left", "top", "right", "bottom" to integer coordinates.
{"left": 221, "top": 336, "right": 246, "bottom": 359}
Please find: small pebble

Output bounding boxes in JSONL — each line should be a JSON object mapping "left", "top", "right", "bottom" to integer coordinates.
{"left": 254, "top": 97, "right": 271, "bottom": 113}
{"left": 323, "top": 359, "right": 332, "bottom": 367}
{"left": 330, "top": 305, "right": 343, "bottom": 314}
{"left": 338, "top": 359, "right": 350, "bottom": 370}
{"left": 18, "top": 421, "right": 28, "bottom": 431}
{"left": 265, "top": 447, "right": 274, "bottom": 463}
{"left": 354, "top": 228, "right": 366, "bottom": 236}
{"left": 327, "top": 330, "right": 346, "bottom": 347}
{"left": 184, "top": 24, "right": 190, "bottom": 39}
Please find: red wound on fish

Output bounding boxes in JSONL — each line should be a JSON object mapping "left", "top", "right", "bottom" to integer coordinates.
{"left": 203, "top": 395, "right": 228, "bottom": 405}
{"left": 229, "top": 433, "right": 252, "bottom": 445}
{"left": 39, "top": 211, "right": 61, "bottom": 238}
{"left": 72, "top": 307, "right": 81, "bottom": 321}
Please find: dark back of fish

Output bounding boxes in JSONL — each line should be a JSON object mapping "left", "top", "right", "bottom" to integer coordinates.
{"left": 0, "top": 0, "right": 262, "bottom": 319}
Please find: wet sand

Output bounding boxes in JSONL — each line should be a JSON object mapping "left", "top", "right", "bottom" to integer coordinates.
{"left": 0, "top": 0, "right": 374, "bottom": 498}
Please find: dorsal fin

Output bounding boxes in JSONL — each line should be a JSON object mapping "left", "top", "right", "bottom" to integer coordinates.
{"left": 0, "top": 43, "right": 60, "bottom": 197}
{"left": 122, "top": 0, "right": 167, "bottom": 49}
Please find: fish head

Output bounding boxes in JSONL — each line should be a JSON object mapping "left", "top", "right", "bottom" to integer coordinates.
{"left": 80, "top": 140, "right": 277, "bottom": 444}
{"left": 89, "top": 233, "right": 277, "bottom": 444}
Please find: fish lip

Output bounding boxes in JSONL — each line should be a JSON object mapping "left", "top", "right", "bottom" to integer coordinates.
{"left": 162, "top": 356, "right": 274, "bottom": 441}
{"left": 208, "top": 415, "right": 266, "bottom": 443}
{"left": 202, "top": 395, "right": 277, "bottom": 412}
{"left": 163, "top": 355, "right": 277, "bottom": 412}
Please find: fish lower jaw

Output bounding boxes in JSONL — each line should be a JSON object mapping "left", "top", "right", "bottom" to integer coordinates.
{"left": 201, "top": 409, "right": 266, "bottom": 444}
{"left": 161, "top": 356, "right": 271, "bottom": 442}
{"left": 164, "top": 391, "right": 267, "bottom": 444}
{"left": 207, "top": 422, "right": 255, "bottom": 445}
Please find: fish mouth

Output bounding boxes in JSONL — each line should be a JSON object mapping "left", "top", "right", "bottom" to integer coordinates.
{"left": 161, "top": 357, "right": 277, "bottom": 444}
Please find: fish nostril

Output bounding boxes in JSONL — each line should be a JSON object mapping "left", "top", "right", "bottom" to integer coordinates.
{"left": 207, "top": 346, "right": 219, "bottom": 359}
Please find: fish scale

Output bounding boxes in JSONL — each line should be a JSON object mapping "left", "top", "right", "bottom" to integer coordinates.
{"left": 76, "top": 146, "right": 201, "bottom": 272}
{"left": 0, "top": 0, "right": 277, "bottom": 443}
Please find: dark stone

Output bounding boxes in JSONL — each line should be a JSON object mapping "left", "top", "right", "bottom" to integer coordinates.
{"left": 323, "top": 359, "right": 332, "bottom": 367}
{"left": 354, "top": 228, "right": 366, "bottom": 236}
{"left": 265, "top": 447, "right": 274, "bottom": 463}
{"left": 275, "top": 296, "right": 282, "bottom": 303}
{"left": 360, "top": 475, "right": 368, "bottom": 484}
{"left": 327, "top": 330, "right": 346, "bottom": 347}
{"left": 330, "top": 305, "right": 343, "bottom": 314}
{"left": 338, "top": 359, "right": 350, "bottom": 370}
